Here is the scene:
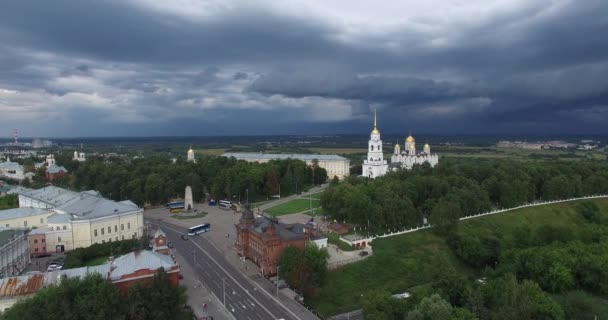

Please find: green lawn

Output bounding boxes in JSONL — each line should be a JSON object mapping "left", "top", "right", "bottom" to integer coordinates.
{"left": 252, "top": 200, "right": 274, "bottom": 208}
{"left": 171, "top": 212, "right": 208, "bottom": 220}
{"left": 308, "top": 192, "right": 324, "bottom": 200}
{"left": 265, "top": 199, "right": 321, "bottom": 216}
{"left": 311, "top": 197, "right": 608, "bottom": 317}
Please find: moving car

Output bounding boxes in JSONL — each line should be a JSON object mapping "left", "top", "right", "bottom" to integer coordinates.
{"left": 181, "top": 235, "right": 189, "bottom": 240}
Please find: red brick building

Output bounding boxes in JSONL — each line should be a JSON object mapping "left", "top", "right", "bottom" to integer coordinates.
{"left": 45, "top": 165, "right": 68, "bottom": 182}
{"left": 236, "top": 204, "right": 307, "bottom": 277}
{"left": 0, "top": 250, "right": 180, "bottom": 310}
{"left": 27, "top": 230, "right": 47, "bottom": 257}
{"left": 109, "top": 250, "right": 180, "bottom": 294}
{"left": 150, "top": 229, "right": 170, "bottom": 255}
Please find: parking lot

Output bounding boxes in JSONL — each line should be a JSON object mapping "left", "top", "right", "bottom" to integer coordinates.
{"left": 24, "top": 252, "right": 65, "bottom": 273}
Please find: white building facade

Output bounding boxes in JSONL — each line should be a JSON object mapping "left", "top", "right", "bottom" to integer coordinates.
{"left": 361, "top": 112, "right": 439, "bottom": 178}
{"left": 361, "top": 110, "right": 388, "bottom": 179}
{"left": 0, "top": 229, "right": 30, "bottom": 278}
{"left": 390, "top": 134, "right": 439, "bottom": 170}
{"left": 3, "top": 186, "right": 143, "bottom": 252}
{"left": 222, "top": 153, "right": 350, "bottom": 179}
{"left": 0, "top": 157, "right": 25, "bottom": 181}
{"left": 73, "top": 151, "right": 86, "bottom": 162}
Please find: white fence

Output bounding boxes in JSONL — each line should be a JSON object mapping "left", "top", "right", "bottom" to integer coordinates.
{"left": 339, "top": 194, "right": 608, "bottom": 248}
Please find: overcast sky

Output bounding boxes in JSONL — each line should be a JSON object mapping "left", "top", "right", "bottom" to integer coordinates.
{"left": 0, "top": 0, "right": 607, "bottom": 137}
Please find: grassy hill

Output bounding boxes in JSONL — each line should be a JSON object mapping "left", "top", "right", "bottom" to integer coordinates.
{"left": 311, "top": 197, "right": 608, "bottom": 317}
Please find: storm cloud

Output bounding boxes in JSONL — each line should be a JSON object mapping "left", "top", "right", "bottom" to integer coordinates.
{"left": 0, "top": 0, "right": 607, "bottom": 137}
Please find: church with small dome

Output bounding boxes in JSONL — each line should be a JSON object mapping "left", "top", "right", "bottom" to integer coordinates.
{"left": 187, "top": 147, "right": 196, "bottom": 163}
{"left": 362, "top": 110, "right": 439, "bottom": 178}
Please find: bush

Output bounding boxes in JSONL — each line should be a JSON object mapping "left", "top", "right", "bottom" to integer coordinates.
{"left": 64, "top": 239, "right": 143, "bottom": 268}
{"left": 447, "top": 232, "right": 501, "bottom": 269}
{"left": 578, "top": 202, "right": 602, "bottom": 224}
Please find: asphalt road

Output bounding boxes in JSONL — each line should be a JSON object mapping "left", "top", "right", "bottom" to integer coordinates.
{"left": 147, "top": 218, "right": 299, "bottom": 320}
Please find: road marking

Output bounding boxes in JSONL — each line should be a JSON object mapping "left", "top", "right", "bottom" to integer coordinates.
{"left": 170, "top": 245, "right": 237, "bottom": 320}
{"left": 195, "top": 233, "right": 304, "bottom": 320}
{"left": 149, "top": 221, "right": 292, "bottom": 320}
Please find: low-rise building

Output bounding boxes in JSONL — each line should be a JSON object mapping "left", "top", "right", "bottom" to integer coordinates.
{"left": 0, "top": 250, "right": 179, "bottom": 311}
{"left": 0, "top": 207, "right": 54, "bottom": 230}
{"left": 223, "top": 152, "right": 350, "bottom": 180}
{"left": 0, "top": 157, "right": 25, "bottom": 181}
{"left": 0, "top": 186, "right": 144, "bottom": 252}
{"left": 151, "top": 229, "right": 170, "bottom": 255}
{"left": 45, "top": 165, "right": 68, "bottom": 182}
{"left": 0, "top": 229, "right": 30, "bottom": 278}
{"left": 27, "top": 228, "right": 47, "bottom": 257}
{"left": 235, "top": 205, "right": 327, "bottom": 277}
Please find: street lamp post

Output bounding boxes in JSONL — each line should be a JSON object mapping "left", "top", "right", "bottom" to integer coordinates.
{"left": 276, "top": 266, "right": 280, "bottom": 299}
{"left": 223, "top": 278, "right": 226, "bottom": 312}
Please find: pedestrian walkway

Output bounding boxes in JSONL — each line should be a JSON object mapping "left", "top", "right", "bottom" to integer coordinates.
{"left": 249, "top": 273, "right": 322, "bottom": 320}
{"left": 173, "top": 248, "right": 233, "bottom": 320}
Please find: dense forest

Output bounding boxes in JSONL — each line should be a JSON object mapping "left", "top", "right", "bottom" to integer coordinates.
{"left": 16, "top": 153, "right": 327, "bottom": 206}
{"left": 321, "top": 159, "right": 608, "bottom": 234}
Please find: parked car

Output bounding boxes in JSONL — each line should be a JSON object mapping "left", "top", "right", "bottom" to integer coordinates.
{"left": 358, "top": 251, "right": 369, "bottom": 257}
{"left": 168, "top": 241, "right": 174, "bottom": 248}
{"left": 47, "top": 264, "right": 63, "bottom": 272}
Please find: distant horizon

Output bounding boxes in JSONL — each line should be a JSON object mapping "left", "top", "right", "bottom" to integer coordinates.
{"left": 1, "top": 133, "right": 607, "bottom": 141}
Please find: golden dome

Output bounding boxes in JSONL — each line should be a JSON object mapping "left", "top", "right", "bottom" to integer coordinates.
{"left": 406, "top": 135, "right": 415, "bottom": 143}
{"left": 370, "top": 108, "right": 380, "bottom": 135}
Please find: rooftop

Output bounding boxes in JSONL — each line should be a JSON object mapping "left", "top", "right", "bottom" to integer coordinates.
{"left": 0, "top": 207, "right": 52, "bottom": 221}
{"left": 14, "top": 186, "right": 140, "bottom": 220}
{"left": 0, "top": 162, "right": 23, "bottom": 171}
{"left": 47, "top": 165, "right": 68, "bottom": 174}
{"left": 0, "top": 250, "right": 177, "bottom": 299}
{"left": 56, "top": 193, "right": 140, "bottom": 220}
{"left": 250, "top": 217, "right": 307, "bottom": 241}
{"left": 0, "top": 229, "right": 25, "bottom": 247}
{"left": 17, "top": 186, "right": 80, "bottom": 207}
{"left": 47, "top": 213, "right": 70, "bottom": 224}
{"left": 223, "top": 152, "right": 347, "bottom": 161}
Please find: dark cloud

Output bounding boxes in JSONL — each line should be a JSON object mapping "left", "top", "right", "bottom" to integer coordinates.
{"left": 0, "top": 0, "right": 607, "bottom": 136}
{"left": 233, "top": 72, "right": 248, "bottom": 80}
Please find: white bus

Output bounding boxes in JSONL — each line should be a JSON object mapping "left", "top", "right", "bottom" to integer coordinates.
{"left": 187, "top": 223, "right": 211, "bottom": 236}
{"left": 219, "top": 200, "right": 232, "bottom": 210}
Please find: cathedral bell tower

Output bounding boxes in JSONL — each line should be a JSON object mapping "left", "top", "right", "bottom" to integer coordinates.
{"left": 361, "top": 109, "right": 388, "bottom": 178}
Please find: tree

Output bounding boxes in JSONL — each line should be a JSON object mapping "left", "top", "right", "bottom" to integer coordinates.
{"left": 361, "top": 290, "right": 409, "bottom": 320}
{"left": 430, "top": 196, "right": 462, "bottom": 235}
{"left": 406, "top": 294, "right": 453, "bottom": 320}
{"left": 577, "top": 201, "right": 602, "bottom": 224}
{"left": 483, "top": 274, "right": 565, "bottom": 320}
{"left": 278, "top": 244, "right": 329, "bottom": 299}
{"left": 1, "top": 270, "right": 192, "bottom": 320}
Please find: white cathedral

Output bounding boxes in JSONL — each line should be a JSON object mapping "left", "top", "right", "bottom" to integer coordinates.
{"left": 362, "top": 111, "right": 439, "bottom": 179}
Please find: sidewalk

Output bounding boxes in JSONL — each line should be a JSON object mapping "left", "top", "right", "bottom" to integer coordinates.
{"left": 173, "top": 248, "right": 232, "bottom": 320}
{"left": 249, "top": 273, "right": 323, "bottom": 320}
